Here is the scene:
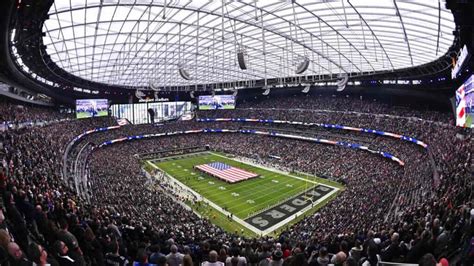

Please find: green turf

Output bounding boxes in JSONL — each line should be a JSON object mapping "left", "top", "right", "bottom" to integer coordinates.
{"left": 76, "top": 111, "right": 108, "bottom": 119}
{"left": 198, "top": 105, "right": 235, "bottom": 110}
{"left": 186, "top": 200, "right": 257, "bottom": 238}
{"left": 465, "top": 114, "right": 473, "bottom": 128}
{"left": 291, "top": 171, "right": 345, "bottom": 190}
{"left": 151, "top": 152, "right": 318, "bottom": 219}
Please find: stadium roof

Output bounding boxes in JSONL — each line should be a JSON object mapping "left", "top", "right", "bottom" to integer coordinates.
{"left": 38, "top": 0, "right": 455, "bottom": 89}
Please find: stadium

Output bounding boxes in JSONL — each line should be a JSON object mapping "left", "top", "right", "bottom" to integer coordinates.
{"left": 0, "top": 0, "right": 472, "bottom": 265}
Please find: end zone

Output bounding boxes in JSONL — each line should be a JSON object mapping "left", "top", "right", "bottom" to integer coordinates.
{"left": 244, "top": 184, "right": 335, "bottom": 235}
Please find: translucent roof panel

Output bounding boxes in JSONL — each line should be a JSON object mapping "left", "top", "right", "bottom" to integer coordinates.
{"left": 42, "top": 0, "right": 455, "bottom": 88}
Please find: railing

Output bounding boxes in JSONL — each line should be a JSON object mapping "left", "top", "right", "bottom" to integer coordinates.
{"left": 62, "top": 125, "right": 121, "bottom": 198}
{"left": 72, "top": 142, "right": 94, "bottom": 202}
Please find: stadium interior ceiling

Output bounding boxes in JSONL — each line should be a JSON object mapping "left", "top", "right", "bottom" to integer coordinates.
{"left": 0, "top": 0, "right": 473, "bottom": 105}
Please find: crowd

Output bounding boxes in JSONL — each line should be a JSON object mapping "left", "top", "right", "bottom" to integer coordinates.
{"left": 0, "top": 95, "right": 472, "bottom": 266}
{"left": 238, "top": 94, "right": 452, "bottom": 124}
{"left": 0, "top": 97, "right": 73, "bottom": 124}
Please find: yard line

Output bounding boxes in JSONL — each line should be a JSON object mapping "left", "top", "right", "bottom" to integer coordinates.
{"left": 154, "top": 155, "right": 319, "bottom": 217}
{"left": 186, "top": 172, "right": 297, "bottom": 199}
{"left": 184, "top": 171, "right": 311, "bottom": 218}
{"left": 230, "top": 183, "right": 313, "bottom": 217}
{"left": 158, "top": 166, "right": 303, "bottom": 212}
{"left": 157, "top": 158, "right": 314, "bottom": 204}
{"left": 166, "top": 162, "right": 282, "bottom": 190}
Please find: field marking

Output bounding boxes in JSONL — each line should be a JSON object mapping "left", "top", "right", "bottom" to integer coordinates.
{"left": 156, "top": 153, "right": 319, "bottom": 215}
{"left": 189, "top": 172, "right": 295, "bottom": 199}
{"left": 161, "top": 158, "right": 313, "bottom": 217}
{"left": 200, "top": 178, "right": 309, "bottom": 215}
{"left": 210, "top": 152, "right": 341, "bottom": 191}
{"left": 163, "top": 169, "right": 306, "bottom": 218}
{"left": 204, "top": 153, "right": 342, "bottom": 217}
{"left": 146, "top": 160, "right": 264, "bottom": 235}
{"left": 164, "top": 159, "right": 295, "bottom": 198}
{"left": 232, "top": 183, "right": 313, "bottom": 217}
{"left": 259, "top": 186, "right": 339, "bottom": 235}
{"left": 146, "top": 153, "right": 342, "bottom": 236}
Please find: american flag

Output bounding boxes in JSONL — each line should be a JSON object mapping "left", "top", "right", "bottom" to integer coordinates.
{"left": 456, "top": 84, "right": 466, "bottom": 127}
{"left": 195, "top": 162, "right": 258, "bottom": 183}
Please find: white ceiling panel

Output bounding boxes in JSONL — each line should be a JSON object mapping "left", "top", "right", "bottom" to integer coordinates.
{"left": 41, "top": 0, "right": 455, "bottom": 88}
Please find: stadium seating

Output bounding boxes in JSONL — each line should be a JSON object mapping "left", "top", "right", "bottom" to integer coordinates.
{"left": 0, "top": 96, "right": 471, "bottom": 265}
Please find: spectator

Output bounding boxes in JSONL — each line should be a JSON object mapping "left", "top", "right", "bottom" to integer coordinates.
{"left": 166, "top": 244, "right": 184, "bottom": 266}
{"left": 27, "top": 242, "right": 58, "bottom": 266}
{"left": 133, "top": 248, "right": 156, "bottom": 266}
{"left": 260, "top": 249, "right": 283, "bottom": 266}
{"left": 53, "top": 240, "right": 77, "bottom": 266}
{"left": 104, "top": 241, "right": 128, "bottom": 266}
{"left": 316, "top": 247, "right": 329, "bottom": 266}
{"left": 149, "top": 244, "right": 165, "bottom": 264}
{"left": 202, "top": 250, "right": 224, "bottom": 266}
{"left": 225, "top": 247, "right": 246, "bottom": 266}
{"left": 183, "top": 254, "right": 194, "bottom": 266}
{"left": 7, "top": 242, "right": 30, "bottom": 266}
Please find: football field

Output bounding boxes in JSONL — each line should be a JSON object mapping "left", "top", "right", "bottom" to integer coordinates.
{"left": 76, "top": 110, "right": 108, "bottom": 118}
{"left": 147, "top": 152, "right": 342, "bottom": 236}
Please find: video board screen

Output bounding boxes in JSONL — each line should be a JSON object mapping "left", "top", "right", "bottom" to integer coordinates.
{"left": 110, "top": 101, "right": 191, "bottom": 124}
{"left": 456, "top": 75, "right": 473, "bottom": 128}
{"left": 76, "top": 99, "right": 108, "bottom": 119}
{"left": 198, "top": 95, "right": 235, "bottom": 110}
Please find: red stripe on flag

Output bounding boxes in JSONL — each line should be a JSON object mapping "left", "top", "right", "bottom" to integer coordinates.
{"left": 195, "top": 165, "right": 242, "bottom": 182}
{"left": 195, "top": 164, "right": 258, "bottom": 183}
{"left": 458, "top": 107, "right": 465, "bottom": 119}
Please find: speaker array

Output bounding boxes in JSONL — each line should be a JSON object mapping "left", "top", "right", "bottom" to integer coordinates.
{"left": 237, "top": 51, "right": 247, "bottom": 70}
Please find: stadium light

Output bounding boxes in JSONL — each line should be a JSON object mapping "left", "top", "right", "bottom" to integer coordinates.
{"left": 302, "top": 84, "right": 311, "bottom": 94}
{"left": 135, "top": 89, "right": 146, "bottom": 100}
{"left": 179, "top": 67, "right": 192, "bottom": 80}
{"left": 262, "top": 86, "right": 270, "bottom": 95}
{"left": 336, "top": 74, "right": 349, "bottom": 91}
{"left": 149, "top": 80, "right": 159, "bottom": 91}
{"left": 295, "top": 56, "right": 310, "bottom": 74}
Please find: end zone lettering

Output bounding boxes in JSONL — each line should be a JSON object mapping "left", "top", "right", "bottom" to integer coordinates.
{"left": 245, "top": 185, "right": 334, "bottom": 231}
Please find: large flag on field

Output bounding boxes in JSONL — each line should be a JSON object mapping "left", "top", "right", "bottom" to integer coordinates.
{"left": 195, "top": 162, "right": 258, "bottom": 183}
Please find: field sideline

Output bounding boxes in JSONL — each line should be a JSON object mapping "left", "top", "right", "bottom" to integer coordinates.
{"left": 146, "top": 152, "right": 342, "bottom": 236}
